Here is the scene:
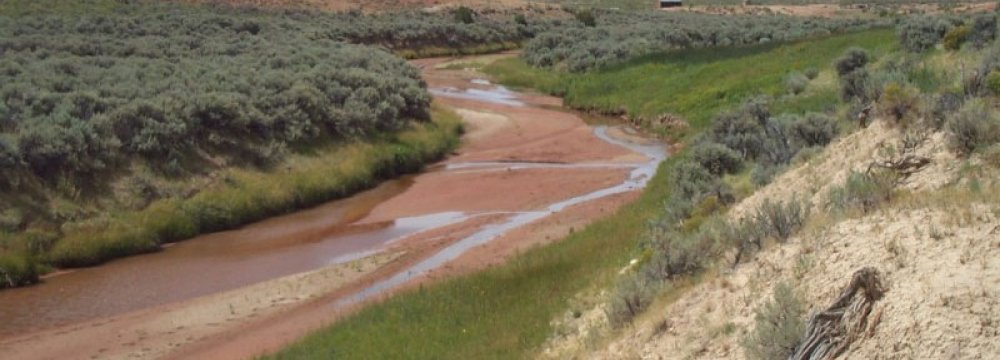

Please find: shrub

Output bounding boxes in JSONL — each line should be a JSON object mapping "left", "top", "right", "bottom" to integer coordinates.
{"left": 942, "top": 25, "right": 970, "bottom": 51}
{"left": 607, "top": 273, "right": 655, "bottom": 326}
{"left": 945, "top": 99, "right": 1000, "bottom": 155}
{"left": 691, "top": 142, "right": 743, "bottom": 176}
{"left": 928, "top": 91, "right": 964, "bottom": 130}
{"left": 670, "top": 161, "right": 722, "bottom": 200}
{"left": 834, "top": 47, "right": 870, "bottom": 77}
{"left": 575, "top": 9, "right": 596, "bottom": 27}
{"left": 803, "top": 67, "right": 819, "bottom": 80}
{"left": 877, "top": 83, "right": 921, "bottom": 127}
{"left": 754, "top": 198, "right": 810, "bottom": 243}
{"left": 840, "top": 69, "right": 876, "bottom": 103}
{"left": 741, "top": 282, "right": 807, "bottom": 360}
{"left": 453, "top": 6, "right": 475, "bottom": 24}
{"left": 751, "top": 163, "right": 783, "bottom": 187}
{"left": 645, "top": 216, "right": 728, "bottom": 281}
{"left": 968, "top": 14, "right": 997, "bottom": 49}
{"left": 514, "top": 14, "right": 527, "bottom": 26}
{"left": 986, "top": 70, "right": 1000, "bottom": 95}
{"left": 0, "top": 252, "right": 40, "bottom": 288}
{"left": 789, "top": 113, "right": 838, "bottom": 147}
{"left": 826, "top": 170, "right": 896, "bottom": 214}
{"left": 898, "top": 15, "right": 951, "bottom": 53}
{"left": 785, "top": 71, "right": 809, "bottom": 95}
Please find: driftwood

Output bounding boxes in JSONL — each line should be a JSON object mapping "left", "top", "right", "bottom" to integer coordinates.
{"left": 788, "top": 267, "right": 886, "bottom": 360}
{"left": 866, "top": 130, "right": 931, "bottom": 179}
{"left": 865, "top": 155, "right": 931, "bottom": 177}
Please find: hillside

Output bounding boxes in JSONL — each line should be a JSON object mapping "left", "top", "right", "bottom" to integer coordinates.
{"left": 546, "top": 117, "right": 1000, "bottom": 359}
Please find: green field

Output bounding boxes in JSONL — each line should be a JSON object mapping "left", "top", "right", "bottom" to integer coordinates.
{"left": 270, "top": 28, "right": 895, "bottom": 359}
{"left": 486, "top": 29, "right": 896, "bottom": 137}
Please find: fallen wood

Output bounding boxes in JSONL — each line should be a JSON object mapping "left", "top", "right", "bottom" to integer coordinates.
{"left": 788, "top": 267, "right": 886, "bottom": 360}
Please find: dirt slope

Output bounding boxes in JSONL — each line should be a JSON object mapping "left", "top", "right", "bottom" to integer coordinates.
{"left": 544, "top": 119, "right": 1000, "bottom": 359}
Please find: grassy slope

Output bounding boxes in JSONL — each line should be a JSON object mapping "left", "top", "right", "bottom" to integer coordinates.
{"left": 269, "top": 29, "right": 895, "bottom": 359}
{"left": 486, "top": 29, "right": 896, "bottom": 136}
{"left": 0, "top": 106, "right": 461, "bottom": 288}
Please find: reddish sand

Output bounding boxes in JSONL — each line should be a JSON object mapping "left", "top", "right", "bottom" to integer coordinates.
{"left": 0, "top": 54, "right": 660, "bottom": 359}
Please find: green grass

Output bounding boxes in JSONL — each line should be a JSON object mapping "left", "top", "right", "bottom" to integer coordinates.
{"left": 268, "top": 151, "right": 683, "bottom": 360}
{"left": 0, "top": 0, "right": 128, "bottom": 15}
{"left": 486, "top": 29, "right": 896, "bottom": 138}
{"left": 0, "top": 106, "right": 461, "bottom": 288}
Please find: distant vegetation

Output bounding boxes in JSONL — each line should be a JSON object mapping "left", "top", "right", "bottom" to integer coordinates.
{"left": 523, "top": 11, "right": 886, "bottom": 72}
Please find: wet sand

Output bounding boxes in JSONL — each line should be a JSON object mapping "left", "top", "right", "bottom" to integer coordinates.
{"left": 0, "top": 54, "right": 665, "bottom": 359}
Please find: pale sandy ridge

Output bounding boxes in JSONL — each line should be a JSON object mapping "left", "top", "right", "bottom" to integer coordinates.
{"left": 542, "top": 118, "right": 1000, "bottom": 359}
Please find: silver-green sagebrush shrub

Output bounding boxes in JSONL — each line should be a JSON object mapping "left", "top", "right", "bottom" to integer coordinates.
{"left": 945, "top": 99, "right": 1000, "bottom": 155}
{"left": 741, "top": 281, "right": 807, "bottom": 360}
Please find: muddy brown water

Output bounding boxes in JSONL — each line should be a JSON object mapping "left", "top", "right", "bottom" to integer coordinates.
{"left": 0, "top": 177, "right": 428, "bottom": 337}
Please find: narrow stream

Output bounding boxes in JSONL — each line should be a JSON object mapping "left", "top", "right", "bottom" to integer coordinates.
{"left": 337, "top": 126, "right": 666, "bottom": 306}
{"left": 0, "top": 80, "right": 665, "bottom": 340}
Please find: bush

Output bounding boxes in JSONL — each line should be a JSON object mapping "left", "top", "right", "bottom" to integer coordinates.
{"left": 945, "top": 99, "right": 1000, "bottom": 155}
{"left": 986, "top": 70, "right": 1000, "bottom": 95}
{"left": 644, "top": 216, "right": 728, "bottom": 281}
{"left": 575, "top": 9, "right": 596, "bottom": 27}
{"left": 0, "top": 252, "right": 40, "bottom": 288}
{"left": 754, "top": 198, "right": 810, "bottom": 243}
{"left": 789, "top": 113, "right": 838, "bottom": 147}
{"left": 834, "top": 47, "right": 870, "bottom": 77}
{"left": 928, "top": 91, "right": 965, "bottom": 130}
{"left": 968, "top": 14, "right": 998, "bottom": 49}
{"left": 607, "top": 273, "right": 656, "bottom": 326}
{"left": 877, "top": 83, "right": 921, "bottom": 127}
{"left": 751, "top": 163, "right": 783, "bottom": 187}
{"left": 942, "top": 25, "right": 970, "bottom": 51}
{"left": 785, "top": 71, "right": 809, "bottom": 95}
{"left": 840, "top": 69, "right": 876, "bottom": 103}
{"left": 691, "top": 142, "right": 743, "bottom": 176}
{"left": 741, "top": 281, "right": 807, "bottom": 360}
{"left": 826, "top": 170, "right": 896, "bottom": 214}
{"left": 803, "top": 67, "right": 819, "bottom": 80}
{"left": 732, "top": 198, "right": 809, "bottom": 264}
{"left": 453, "top": 6, "right": 475, "bottom": 24}
{"left": 898, "top": 15, "right": 951, "bottom": 53}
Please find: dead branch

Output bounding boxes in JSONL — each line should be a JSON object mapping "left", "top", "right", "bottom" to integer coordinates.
{"left": 788, "top": 267, "right": 886, "bottom": 360}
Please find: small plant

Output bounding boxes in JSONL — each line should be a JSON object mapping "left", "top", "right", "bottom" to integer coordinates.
{"left": 514, "top": 14, "right": 527, "bottom": 26}
{"left": 826, "top": 170, "right": 897, "bottom": 214}
{"left": 453, "top": 6, "right": 475, "bottom": 24}
{"left": 607, "top": 273, "right": 655, "bottom": 326}
{"left": 575, "top": 9, "right": 596, "bottom": 27}
{"left": 785, "top": 71, "right": 809, "bottom": 95}
{"left": 898, "top": 16, "right": 950, "bottom": 53}
{"left": 691, "top": 142, "right": 743, "bottom": 176}
{"left": 803, "top": 67, "right": 819, "bottom": 80}
{"left": 986, "top": 70, "right": 1000, "bottom": 95}
{"left": 789, "top": 113, "right": 838, "bottom": 147}
{"left": 878, "top": 83, "right": 921, "bottom": 127}
{"left": 741, "top": 281, "right": 807, "bottom": 360}
{"left": 968, "top": 14, "right": 997, "bottom": 49}
{"left": 928, "top": 91, "right": 964, "bottom": 130}
{"left": 0, "top": 252, "right": 39, "bottom": 288}
{"left": 942, "top": 25, "right": 970, "bottom": 51}
{"left": 945, "top": 99, "right": 1000, "bottom": 155}
{"left": 834, "top": 47, "right": 870, "bottom": 77}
